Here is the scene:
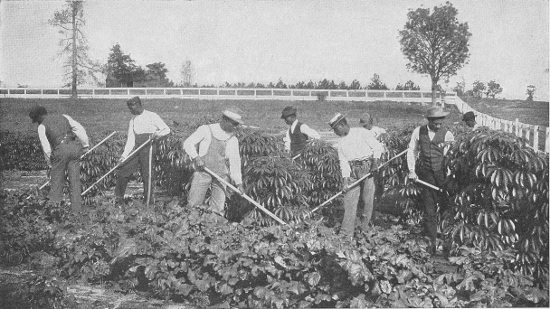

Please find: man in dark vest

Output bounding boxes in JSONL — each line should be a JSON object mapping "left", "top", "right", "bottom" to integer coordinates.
{"left": 281, "top": 106, "right": 320, "bottom": 157}
{"left": 183, "top": 108, "right": 245, "bottom": 223}
{"left": 407, "top": 107, "right": 455, "bottom": 255}
{"left": 115, "top": 96, "right": 170, "bottom": 205}
{"left": 28, "top": 106, "right": 89, "bottom": 217}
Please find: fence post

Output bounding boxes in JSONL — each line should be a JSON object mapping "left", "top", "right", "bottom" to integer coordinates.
{"left": 533, "top": 126, "right": 539, "bottom": 152}
{"left": 546, "top": 128, "right": 550, "bottom": 153}
{"left": 515, "top": 118, "right": 520, "bottom": 137}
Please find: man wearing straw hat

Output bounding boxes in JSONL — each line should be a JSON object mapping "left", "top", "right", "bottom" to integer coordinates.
{"left": 183, "top": 108, "right": 245, "bottom": 222}
{"left": 328, "top": 113, "right": 384, "bottom": 238}
{"left": 28, "top": 106, "right": 89, "bottom": 218}
{"left": 407, "top": 106, "right": 454, "bottom": 255}
{"left": 115, "top": 96, "right": 170, "bottom": 205}
{"left": 281, "top": 106, "right": 321, "bottom": 157}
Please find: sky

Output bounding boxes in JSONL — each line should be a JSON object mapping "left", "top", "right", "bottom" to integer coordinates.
{"left": 1, "top": 0, "right": 548, "bottom": 100}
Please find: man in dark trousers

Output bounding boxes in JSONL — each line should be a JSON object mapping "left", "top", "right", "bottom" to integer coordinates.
{"left": 407, "top": 106, "right": 455, "bottom": 255}
{"left": 115, "top": 96, "right": 170, "bottom": 204}
{"left": 281, "top": 106, "right": 320, "bottom": 157}
{"left": 29, "top": 106, "right": 89, "bottom": 218}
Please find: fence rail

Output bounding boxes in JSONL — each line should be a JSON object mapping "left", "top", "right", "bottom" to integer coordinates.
{"left": 454, "top": 96, "right": 549, "bottom": 153}
{"left": 0, "top": 87, "right": 451, "bottom": 103}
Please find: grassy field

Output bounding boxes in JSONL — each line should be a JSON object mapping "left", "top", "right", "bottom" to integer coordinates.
{"left": 462, "top": 97, "right": 549, "bottom": 127}
{"left": 0, "top": 98, "right": 463, "bottom": 135}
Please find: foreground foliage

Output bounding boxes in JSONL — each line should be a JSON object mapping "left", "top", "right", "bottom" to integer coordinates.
{"left": 1, "top": 191, "right": 548, "bottom": 308}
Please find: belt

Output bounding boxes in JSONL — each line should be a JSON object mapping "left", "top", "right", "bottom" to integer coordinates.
{"left": 350, "top": 158, "right": 372, "bottom": 166}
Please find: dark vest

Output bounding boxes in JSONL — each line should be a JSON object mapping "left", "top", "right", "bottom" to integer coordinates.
{"left": 42, "top": 114, "right": 75, "bottom": 149}
{"left": 418, "top": 125, "right": 447, "bottom": 172}
{"left": 289, "top": 122, "right": 308, "bottom": 155}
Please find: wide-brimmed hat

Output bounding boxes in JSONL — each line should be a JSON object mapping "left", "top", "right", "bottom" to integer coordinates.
{"left": 28, "top": 106, "right": 47, "bottom": 123}
{"left": 281, "top": 106, "right": 297, "bottom": 119}
{"left": 222, "top": 109, "right": 244, "bottom": 124}
{"left": 462, "top": 111, "right": 476, "bottom": 121}
{"left": 426, "top": 107, "right": 449, "bottom": 119}
{"left": 328, "top": 113, "right": 346, "bottom": 128}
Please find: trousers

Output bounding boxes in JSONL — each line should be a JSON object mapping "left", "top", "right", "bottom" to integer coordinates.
{"left": 341, "top": 176, "right": 375, "bottom": 237}
{"left": 49, "top": 141, "right": 82, "bottom": 215}
{"left": 187, "top": 171, "right": 229, "bottom": 215}
{"left": 417, "top": 167, "right": 447, "bottom": 243}
{"left": 115, "top": 141, "right": 155, "bottom": 201}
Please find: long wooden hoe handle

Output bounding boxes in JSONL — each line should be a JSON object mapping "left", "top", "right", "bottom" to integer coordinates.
{"left": 415, "top": 179, "right": 444, "bottom": 192}
{"left": 203, "top": 167, "right": 287, "bottom": 225}
{"left": 81, "top": 137, "right": 153, "bottom": 196}
{"left": 30, "top": 131, "right": 118, "bottom": 198}
{"left": 309, "top": 148, "right": 408, "bottom": 215}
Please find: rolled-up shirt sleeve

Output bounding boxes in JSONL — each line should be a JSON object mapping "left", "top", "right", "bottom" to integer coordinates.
{"left": 121, "top": 120, "right": 135, "bottom": 160}
{"left": 183, "top": 125, "right": 208, "bottom": 159}
{"left": 407, "top": 127, "right": 420, "bottom": 174}
{"left": 301, "top": 124, "right": 321, "bottom": 139}
{"left": 283, "top": 130, "right": 290, "bottom": 152}
{"left": 226, "top": 137, "right": 243, "bottom": 185}
{"left": 151, "top": 113, "right": 170, "bottom": 137}
{"left": 337, "top": 143, "right": 351, "bottom": 178}
{"left": 63, "top": 115, "right": 89, "bottom": 147}
{"left": 37, "top": 124, "right": 51, "bottom": 164}
{"left": 361, "top": 129, "right": 384, "bottom": 159}
{"left": 444, "top": 131, "right": 455, "bottom": 155}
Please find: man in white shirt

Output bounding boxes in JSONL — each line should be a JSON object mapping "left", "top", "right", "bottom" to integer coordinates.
{"left": 183, "top": 109, "right": 245, "bottom": 222}
{"left": 29, "top": 106, "right": 89, "bottom": 217}
{"left": 281, "top": 106, "right": 320, "bottom": 157}
{"left": 329, "top": 113, "right": 384, "bottom": 238}
{"left": 407, "top": 107, "right": 454, "bottom": 255}
{"left": 115, "top": 96, "right": 170, "bottom": 204}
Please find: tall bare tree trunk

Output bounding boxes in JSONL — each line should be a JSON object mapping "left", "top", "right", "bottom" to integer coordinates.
{"left": 71, "top": 2, "right": 78, "bottom": 99}
{"left": 431, "top": 78, "right": 438, "bottom": 106}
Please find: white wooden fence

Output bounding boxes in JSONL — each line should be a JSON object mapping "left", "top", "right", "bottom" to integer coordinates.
{"left": 454, "top": 96, "right": 549, "bottom": 153}
{"left": 0, "top": 87, "right": 450, "bottom": 103}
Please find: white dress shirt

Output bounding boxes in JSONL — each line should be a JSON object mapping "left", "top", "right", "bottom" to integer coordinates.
{"left": 283, "top": 120, "right": 321, "bottom": 152}
{"left": 121, "top": 110, "right": 170, "bottom": 160}
{"left": 183, "top": 123, "right": 243, "bottom": 185}
{"left": 407, "top": 125, "right": 455, "bottom": 174}
{"left": 38, "top": 114, "right": 89, "bottom": 164}
{"left": 336, "top": 127, "right": 384, "bottom": 178}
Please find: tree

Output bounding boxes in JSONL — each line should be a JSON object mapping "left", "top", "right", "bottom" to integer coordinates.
{"left": 453, "top": 77, "right": 466, "bottom": 96}
{"left": 349, "top": 79, "right": 362, "bottom": 90}
{"left": 399, "top": 2, "right": 472, "bottom": 105}
{"left": 367, "top": 74, "right": 389, "bottom": 90}
{"left": 104, "top": 44, "right": 143, "bottom": 87}
{"left": 396, "top": 80, "right": 420, "bottom": 90}
{"left": 275, "top": 79, "right": 287, "bottom": 89}
{"left": 49, "top": 0, "right": 100, "bottom": 98}
{"left": 526, "top": 85, "right": 536, "bottom": 102}
{"left": 485, "top": 80, "right": 502, "bottom": 98}
{"left": 180, "top": 60, "right": 194, "bottom": 87}
{"left": 338, "top": 81, "right": 348, "bottom": 89}
{"left": 472, "top": 80, "right": 485, "bottom": 98}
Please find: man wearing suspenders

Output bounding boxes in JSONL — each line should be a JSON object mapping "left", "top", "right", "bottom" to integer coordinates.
{"left": 183, "top": 109, "right": 245, "bottom": 222}
{"left": 115, "top": 96, "right": 170, "bottom": 205}
{"left": 29, "top": 106, "right": 89, "bottom": 218}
